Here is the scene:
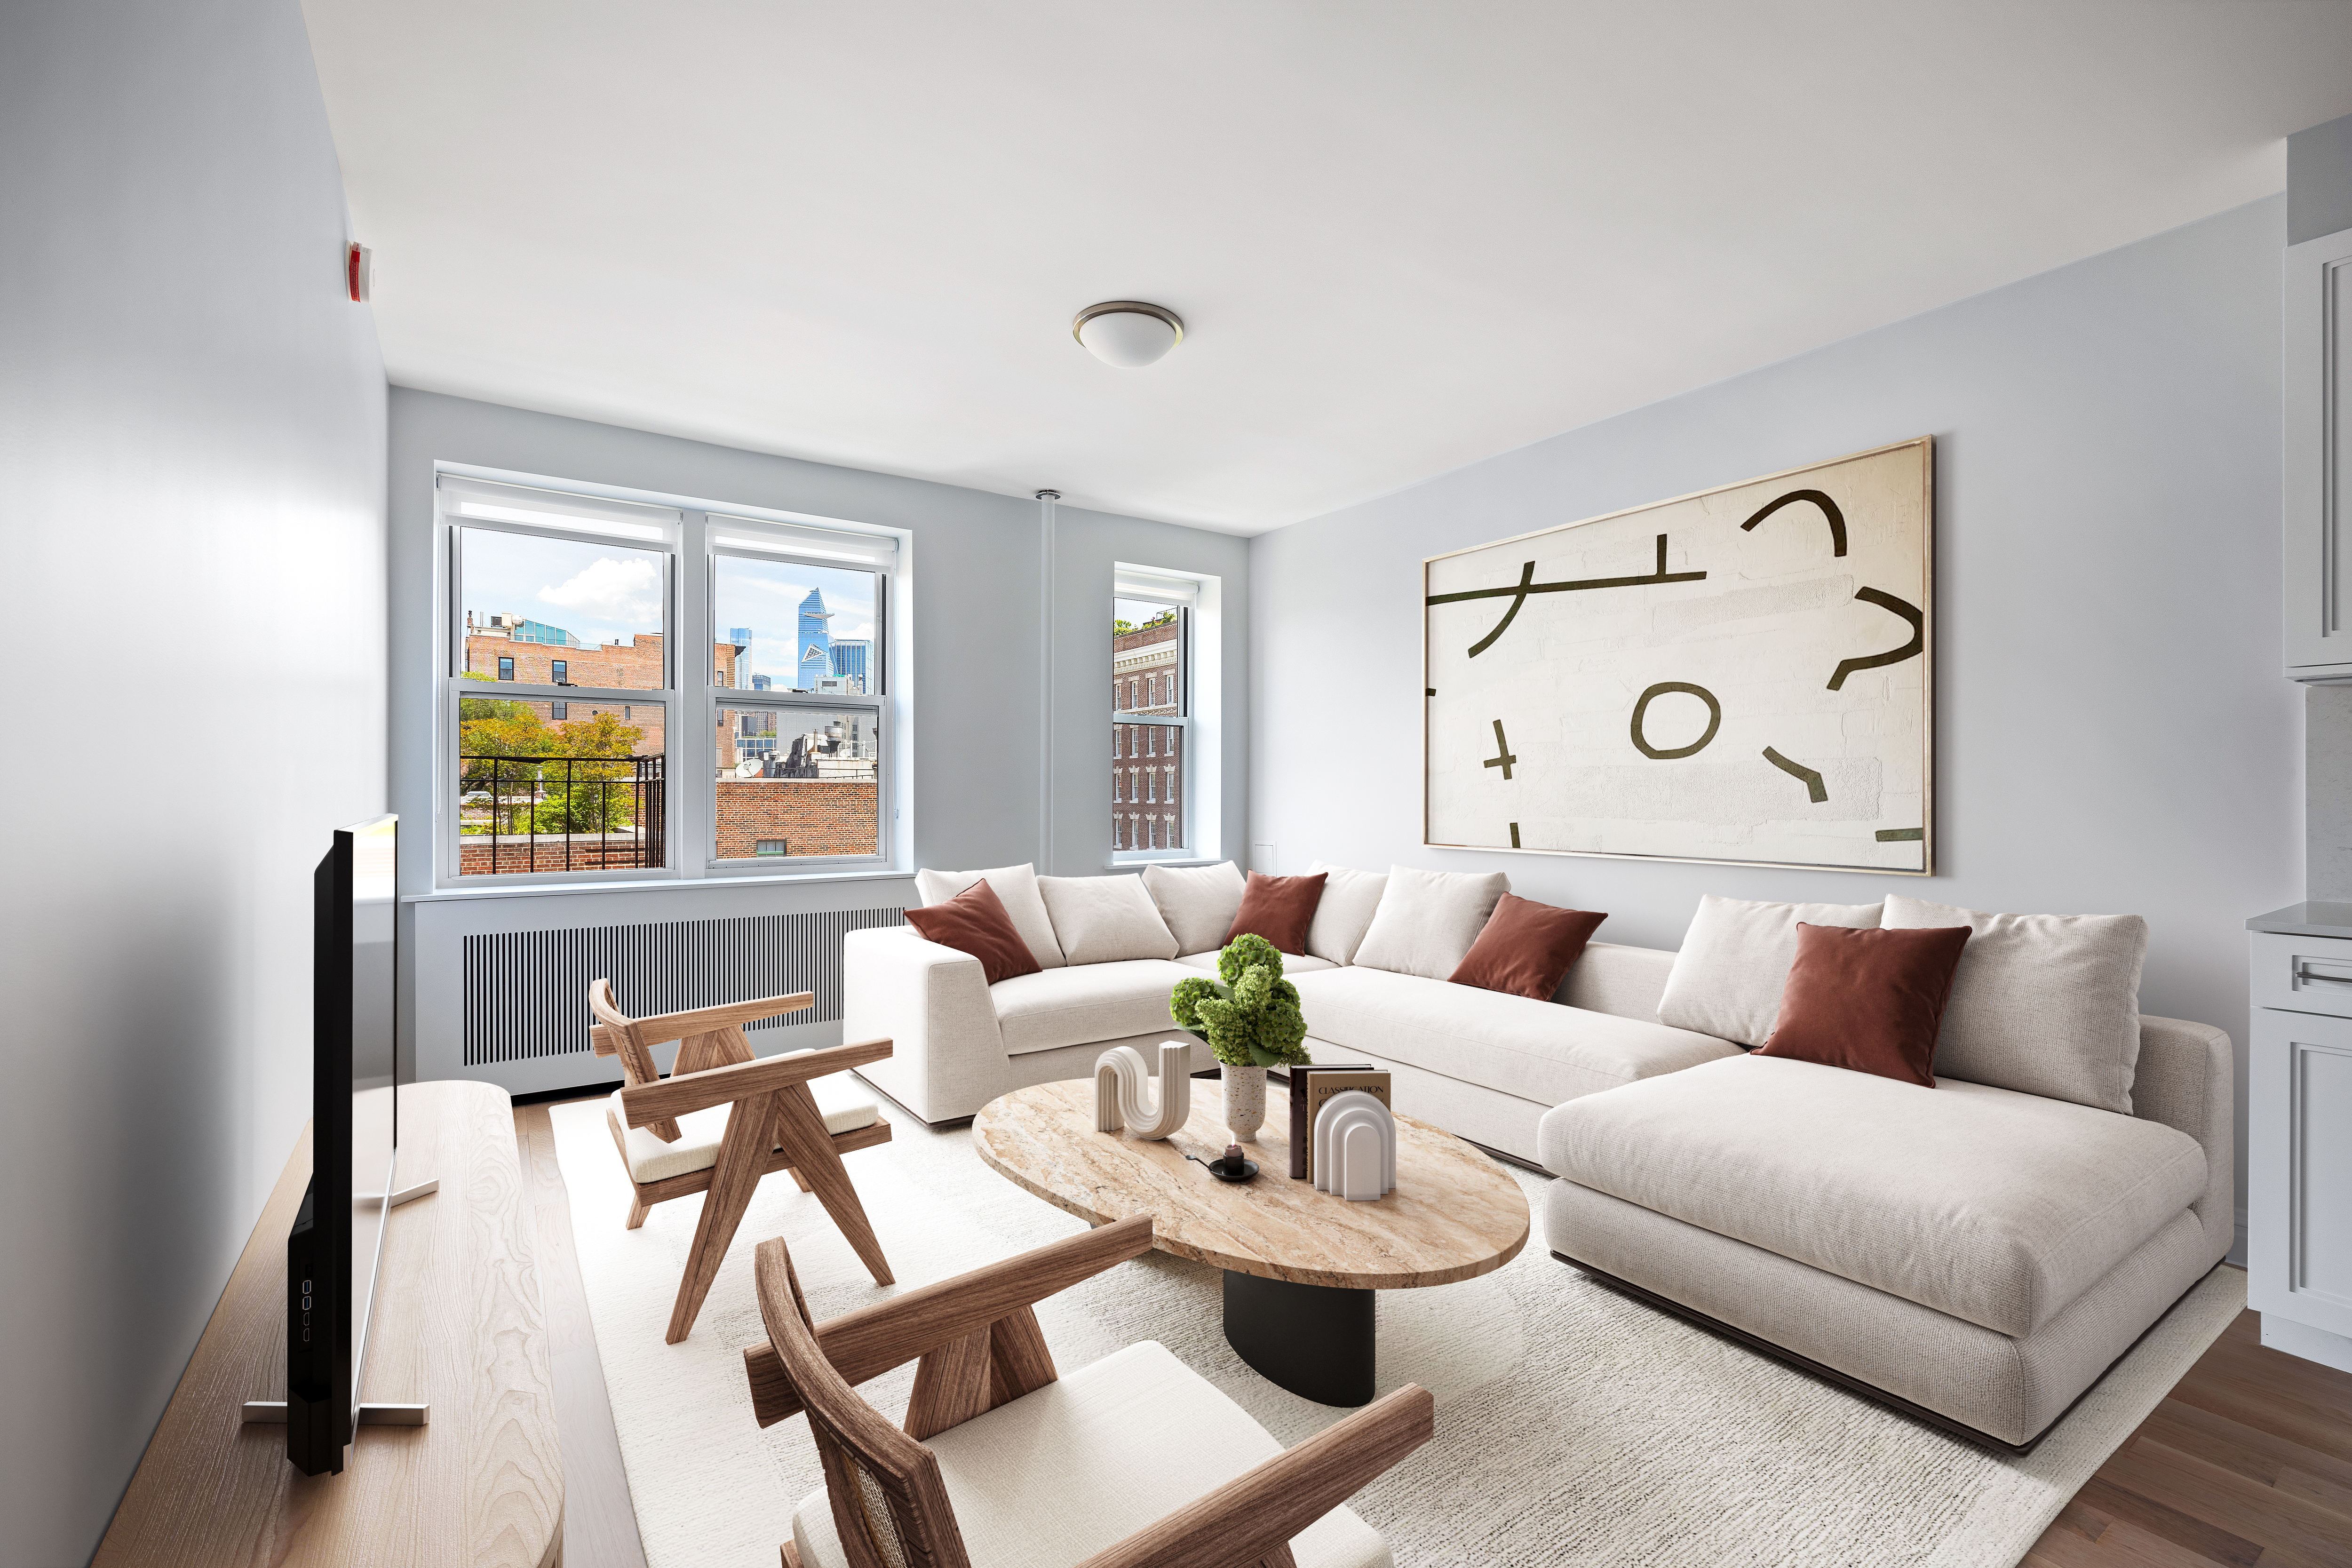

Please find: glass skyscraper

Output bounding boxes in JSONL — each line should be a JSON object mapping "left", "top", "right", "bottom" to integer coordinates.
{"left": 797, "top": 589, "right": 833, "bottom": 690}
{"left": 830, "top": 639, "right": 870, "bottom": 692}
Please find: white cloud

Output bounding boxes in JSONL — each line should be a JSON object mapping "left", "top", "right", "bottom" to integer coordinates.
{"left": 537, "top": 557, "right": 662, "bottom": 625}
{"left": 837, "top": 621, "right": 874, "bottom": 642}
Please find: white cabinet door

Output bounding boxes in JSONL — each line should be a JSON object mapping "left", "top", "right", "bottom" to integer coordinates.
{"left": 2251, "top": 1007, "right": 2352, "bottom": 1337}
{"left": 2286, "top": 225, "right": 2352, "bottom": 678}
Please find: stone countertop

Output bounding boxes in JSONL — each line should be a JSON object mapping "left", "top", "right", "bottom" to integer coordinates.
{"left": 2247, "top": 901, "right": 2352, "bottom": 938}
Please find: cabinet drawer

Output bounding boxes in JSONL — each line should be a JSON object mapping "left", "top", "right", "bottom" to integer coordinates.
{"left": 2253, "top": 931, "right": 2352, "bottom": 1018}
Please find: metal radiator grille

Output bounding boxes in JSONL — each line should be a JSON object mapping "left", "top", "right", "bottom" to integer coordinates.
{"left": 462, "top": 906, "right": 906, "bottom": 1067}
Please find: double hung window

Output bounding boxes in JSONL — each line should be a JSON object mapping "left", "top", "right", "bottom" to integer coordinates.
{"left": 1110, "top": 571, "right": 1194, "bottom": 861}
{"left": 437, "top": 475, "right": 897, "bottom": 884}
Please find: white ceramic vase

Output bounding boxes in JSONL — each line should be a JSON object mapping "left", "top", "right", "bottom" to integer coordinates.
{"left": 1222, "top": 1063, "right": 1268, "bottom": 1143}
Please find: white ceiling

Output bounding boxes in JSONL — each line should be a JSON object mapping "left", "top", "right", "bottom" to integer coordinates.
{"left": 301, "top": 1, "right": 2352, "bottom": 535}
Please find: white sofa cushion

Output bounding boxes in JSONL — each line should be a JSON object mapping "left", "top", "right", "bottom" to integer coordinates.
{"left": 792, "top": 1341, "right": 1390, "bottom": 1568}
{"left": 1538, "top": 1053, "right": 2207, "bottom": 1336}
{"left": 991, "top": 960, "right": 1195, "bottom": 1057}
{"left": 1290, "top": 967, "right": 1739, "bottom": 1108}
{"left": 1655, "top": 893, "right": 1883, "bottom": 1047}
{"left": 605, "top": 1060, "right": 879, "bottom": 1186}
{"left": 1176, "top": 949, "right": 1336, "bottom": 975}
{"left": 915, "top": 863, "right": 1066, "bottom": 970}
{"left": 1142, "top": 861, "right": 1246, "bottom": 955}
{"left": 1038, "top": 874, "right": 1179, "bottom": 964}
{"left": 1304, "top": 862, "right": 1387, "bottom": 966}
{"left": 1351, "top": 867, "right": 1509, "bottom": 979}
{"left": 1884, "top": 893, "right": 2149, "bottom": 1114}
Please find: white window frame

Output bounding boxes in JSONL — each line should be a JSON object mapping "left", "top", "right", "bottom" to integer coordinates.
{"left": 433, "top": 472, "right": 905, "bottom": 889}
{"left": 1111, "top": 568, "right": 1199, "bottom": 865}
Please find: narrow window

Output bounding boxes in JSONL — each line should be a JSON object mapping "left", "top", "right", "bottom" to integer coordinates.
{"left": 550, "top": 701, "right": 568, "bottom": 720}
{"left": 551, "top": 658, "right": 568, "bottom": 685}
{"left": 497, "top": 655, "right": 514, "bottom": 681}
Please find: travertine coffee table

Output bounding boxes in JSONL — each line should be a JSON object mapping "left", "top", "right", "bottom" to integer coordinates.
{"left": 972, "top": 1075, "right": 1530, "bottom": 1405}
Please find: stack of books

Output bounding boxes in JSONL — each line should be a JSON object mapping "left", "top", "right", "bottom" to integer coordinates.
{"left": 1285, "top": 1064, "right": 1392, "bottom": 1180}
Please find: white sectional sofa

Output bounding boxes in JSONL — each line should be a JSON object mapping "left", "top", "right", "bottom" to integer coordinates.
{"left": 845, "top": 859, "right": 1738, "bottom": 1145}
{"left": 849, "top": 862, "right": 2233, "bottom": 1453}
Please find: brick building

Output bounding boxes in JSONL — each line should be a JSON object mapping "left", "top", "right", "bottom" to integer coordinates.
{"left": 1111, "top": 614, "right": 1184, "bottom": 851}
{"left": 463, "top": 613, "right": 750, "bottom": 758}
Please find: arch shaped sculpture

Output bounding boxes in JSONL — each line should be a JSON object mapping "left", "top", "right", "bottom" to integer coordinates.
{"left": 1313, "top": 1089, "right": 1397, "bottom": 1202}
{"left": 1094, "top": 1041, "right": 1195, "bottom": 1139}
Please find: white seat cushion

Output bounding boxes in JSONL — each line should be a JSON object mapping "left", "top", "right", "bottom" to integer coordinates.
{"left": 606, "top": 1057, "right": 879, "bottom": 1186}
{"left": 792, "top": 1342, "right": 1390, "bottom": 1568}
{"left": 1175, "top": 949, "right": 1337, "bottom": 975}
{"left": 1538, "top": 1053, "right": 2208, "bottom": 1336}
{"left": 990, "top": 960, "right": 1195, "bottom": 1056}
{"left": 1290, "top": 966, "right": 1740, "bottom": 1108}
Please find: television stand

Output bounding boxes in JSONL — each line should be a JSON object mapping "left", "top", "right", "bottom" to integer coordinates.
{"left": 235, "top": 1178, "right": 440, "bottom": 1428}
{"left": 93, "top": 1081, "right": 562, "bottom": 1568}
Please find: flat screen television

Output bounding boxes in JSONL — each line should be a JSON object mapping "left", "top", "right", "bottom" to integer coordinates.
{"left": 288, "top": 813, "right": 399, "bottom": 1475}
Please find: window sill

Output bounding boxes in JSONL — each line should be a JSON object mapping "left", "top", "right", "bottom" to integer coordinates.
{"left": 1105, "top": 856, "right": 1222, "bottom": 871}
{"left": 404, "top": 866, "right": 914, "bottom": 904}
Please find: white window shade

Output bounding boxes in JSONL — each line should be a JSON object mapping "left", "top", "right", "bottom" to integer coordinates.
{"left": 437, "top": 475, "right": 681, "bottom": 541}
{"left": 709, "top": 514, "right": 898, "bottom": 571}
{"left": 1114, "top": 567, "right": 1200, "bottom": 605}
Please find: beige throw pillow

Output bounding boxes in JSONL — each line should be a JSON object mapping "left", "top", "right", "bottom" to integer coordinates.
{"left": 1883, "top": 893, "right": 2148, "bottom": 1114}
{"left": 1656, "top": 894, "right": 1884, "bottom": 1046}
{"left": 1351, "top": 867, "right": 1509, "bottom": 980}
{"left": 1037, "top": 874, "right": 1180, "bottom": 965}
{"left": 1142, "top": 861, "right": 1246, "bottom": 956}
{"left": 1305, "top": 861, "right": 1387, "bottom": 966}
{"left": 913, "top": 863, "right": 1065, "bottom": 969}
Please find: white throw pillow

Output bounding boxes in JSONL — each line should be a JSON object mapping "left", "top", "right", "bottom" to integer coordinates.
{"left": 1305, "top": 862, "right": 1388, "bottom": 966}
{"left": 1037, "top": 874, "right": 1180, "bottom": 965}
{"left": 1883, "top": 893, "right": 2148, "bottom": 1114}
{"left": 913, "top": 862, "right": 1065, "bottom": 969}
{"left": 1656, "top": 894, "right": 1883, "bottom": 1046}
{"left": 1350, "top": 867, "right": 1509, "bottom": 980}
{"left": 1142, "top": 861, "right": 1246, "bottom": 956}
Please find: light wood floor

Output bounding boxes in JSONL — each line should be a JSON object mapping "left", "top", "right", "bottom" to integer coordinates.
{"left": 511, "top": 1099, "right": 2349, "bottom": 1568}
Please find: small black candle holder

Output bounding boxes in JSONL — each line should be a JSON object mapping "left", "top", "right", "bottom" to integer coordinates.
{"left": 1187, "top": 1147, "right": 1260, "bottom": 1183}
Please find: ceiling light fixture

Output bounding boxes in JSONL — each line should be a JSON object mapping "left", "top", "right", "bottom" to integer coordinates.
{"left": 1073, "top": 301, "right": 1184, "bottom": 368}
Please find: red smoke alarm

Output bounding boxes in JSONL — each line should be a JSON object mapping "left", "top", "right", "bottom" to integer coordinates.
{"left": 347, "top": 243, "right": 372, "bottom": 304}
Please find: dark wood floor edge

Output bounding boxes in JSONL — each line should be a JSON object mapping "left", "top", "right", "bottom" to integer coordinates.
{"left": 1552, "top": 1251, "right": 2231, "bottom": 1457}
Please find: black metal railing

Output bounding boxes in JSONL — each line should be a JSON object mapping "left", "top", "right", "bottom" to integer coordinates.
{"left": 458, "top": 753, "right": 665, "bottom": 874}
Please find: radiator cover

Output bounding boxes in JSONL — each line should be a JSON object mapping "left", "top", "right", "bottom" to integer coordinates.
{"left": 461, "top": 906, "right": 906, "bottom": 1067}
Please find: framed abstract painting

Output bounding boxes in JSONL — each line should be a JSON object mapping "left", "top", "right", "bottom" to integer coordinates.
{"left": 1422, "top": 438, "right": 1932, "bottom": 874}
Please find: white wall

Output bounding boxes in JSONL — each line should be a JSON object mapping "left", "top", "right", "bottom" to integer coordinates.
{"left": 1251, "top": 197, "right": 2301, "bottom": 1223}
{"left": 0, "top": 3, "right": 389, "bottom": 1562}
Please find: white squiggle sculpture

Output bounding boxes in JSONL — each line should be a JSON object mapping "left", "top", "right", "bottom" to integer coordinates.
{"left": 1094, "top": 1041, "right": 1194, "bottom": 1139}
{"left": 1313, "top": 1089, "right": 1397, "bottom": 1202}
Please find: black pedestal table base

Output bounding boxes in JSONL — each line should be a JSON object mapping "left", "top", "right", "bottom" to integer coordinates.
{"left": 1222, "top": 1269, "right": 1376, "bottom": 1406}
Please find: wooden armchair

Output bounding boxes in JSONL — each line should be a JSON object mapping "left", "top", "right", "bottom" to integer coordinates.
{"left": 590, "top": 978, "right": 897, "bottom": 1343}
{"left": 741, "top": 1215, "right": 1434, "bottom": 1568}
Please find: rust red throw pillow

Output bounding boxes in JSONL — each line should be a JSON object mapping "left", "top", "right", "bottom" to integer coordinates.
{"left": 903, "top": 879, "right": 1043, "bottom": 986}
{"left": 1755, "top": 923, "right": 1972, "bottom": 1086}
{"left": 1447, "top": 893, "right": 1607, "bottom": 1000}
{"left": 1224, "top": 871, "right": 1328, "bottom": 955}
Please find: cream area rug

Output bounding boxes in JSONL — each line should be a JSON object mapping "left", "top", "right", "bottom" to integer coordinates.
{"left": 546, "top": 1091, "right": 2242, "bottom": 1568}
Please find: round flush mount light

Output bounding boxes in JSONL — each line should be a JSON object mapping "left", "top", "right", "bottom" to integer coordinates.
{"left": 1073, "top": 300, "right": 1185, "bottom": 368}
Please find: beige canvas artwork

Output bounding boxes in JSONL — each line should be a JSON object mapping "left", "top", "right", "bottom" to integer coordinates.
{"left": 1423, "top": 438, "right": 1932, "bottom": 874}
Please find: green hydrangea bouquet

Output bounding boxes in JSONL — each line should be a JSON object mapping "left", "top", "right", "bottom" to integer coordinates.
{"left": 1169, "top": 933, "right": 1311, "bottom": 1068}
